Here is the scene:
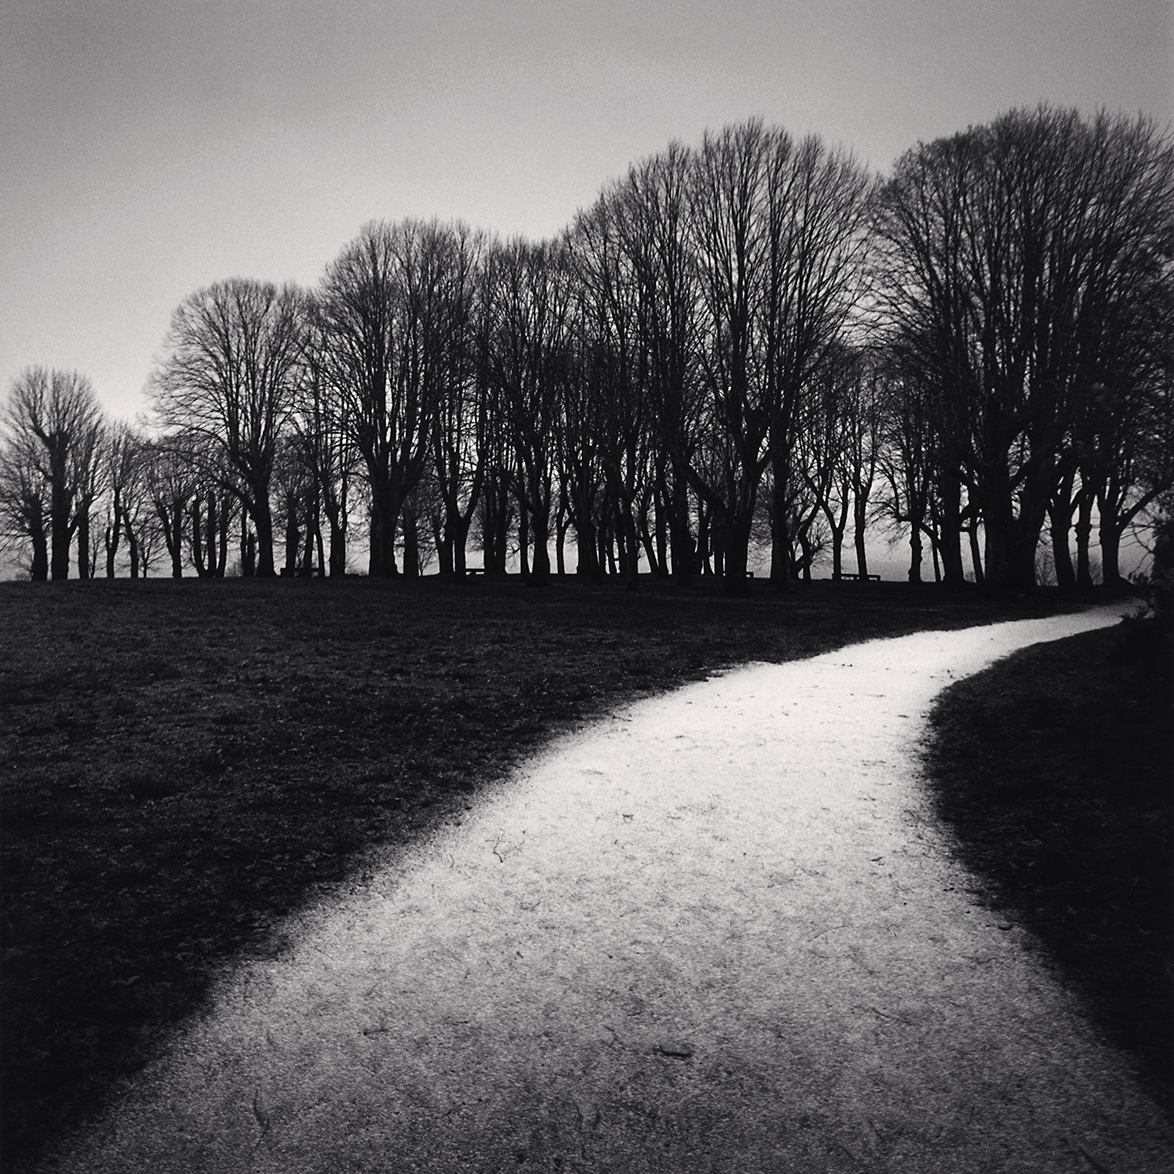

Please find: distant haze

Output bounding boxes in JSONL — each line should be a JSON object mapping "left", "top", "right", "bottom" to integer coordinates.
{"left": 2, "top": 0, "right": 1171, "bottom": 423}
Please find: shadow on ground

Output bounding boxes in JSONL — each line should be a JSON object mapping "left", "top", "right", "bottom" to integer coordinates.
{"left": 923, "top": 614, "right": 1173, "bottom": 1112}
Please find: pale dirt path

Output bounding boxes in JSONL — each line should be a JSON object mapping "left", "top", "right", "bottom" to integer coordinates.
{"left": 39, "top": 605, "right": 1174, "bottom": 1173}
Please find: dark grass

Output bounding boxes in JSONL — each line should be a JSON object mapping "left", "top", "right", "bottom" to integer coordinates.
{"left": 0, "top": 574, "right": 1118, "bottom": 1169}
{"left": 923, "top": 612, "right": 1174, "bottom": 1114}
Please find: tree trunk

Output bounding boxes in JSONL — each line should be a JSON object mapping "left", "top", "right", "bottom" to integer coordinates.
{"left": 302, "top": 510, "right": 317, "bottom": 574}
{"left": 638, "top": 515, "right": 658, "bottom": 577}
{"left": 555, "top": 507, "right": 571, "bottom": 576}
{"left": 329, "top": 517, "right": 347, "bottom": 577}
{"left": 653, "top": 483, "right": 669, "bottom": 578}
{"left": 29, "top": 501, "right": 49, "bottom": 581}
{"left": 620, "top": 509, "right": 640, "bottom": 591}
{"left": 168, "top": 502, "right": 184, "bottom": 578}
{"left": 518, "top": 503, "right": 530, "bottom": 579}
{"left": 1099, "top": 518, "right": 1124, "bottom": 586}
{"left": 907, "top": 522, "right": 923, "bottom": 583}
{"left": 981, "top": 458, "right": 1015, "bottom": 588}
{"left": 402, "top": 506, "right": 420, "bottom": 578}
{"left": 967, "top": 525, "right": 985, "bottom": 585}
{"left": 284, "top": 492, "right": 299, "bottom": 575}
{"left": 75, "top": 509, "right": 91, "bottom": 580}
{"left": 1048, "top": 503, "right": 1076, "bottom": 590}
{"left": 253, "top": 495, "right": 277, "bottom": 577}
{"left": 574, "top": 512, "right": 598, "bottom": 577}
{"left": 126, "top": 524, "right": 140, "bottom": 579}
{"left": 207, "top": 492, "right": 221, "bottom": 576}
{"left": 368, "top": 488, "right": 398, "bottom": 577}
{"left": 105, "top": 488, "right": 123, "bottom": 577}
{"left": 695, "top": 503, "right": 711, "bottom": 575}
{"left": 436, "top": 519, "right": 455, "bottom": 576}
{"left": 668, "top": 460, "right": 694, "bottom": 586}
{"left": 529, "top": 502, "right": 552, "bottom": 585}
{"left": 215, "top": 501, "right": 230, "bottom": 576}
{"left": 937, "top": 470, "right": 966, "bottom": 585}
{"left": 240, "top": 514, "right": 255, "bottom": 577}
{"left": 1075, "top": 488, "right": 1095, "bottom": 588}
{"left": 191, "top": 498, "right": 208, "bottom": 577}
{"left": 50, "top": 480, "right": 72, "bottom": 580}
{"left": 722, "top": 516, "right": 752, "bottom": 593}
{"left": 768, "top": 447, "right": 792, "bottom": 586}
{"left": 852, "top": 497, "right": 869, "bottom": 578}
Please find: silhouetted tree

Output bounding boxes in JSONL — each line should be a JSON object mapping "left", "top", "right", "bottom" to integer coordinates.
{"left": 101, "top": 422, "right": 150, "bottom": 577}
{"left": 320, "top": 220, "right": 463, "bottom": 576}
{"left": 877, "top": 106, "right": 1174, "bottom": 587}
{"left": 484, "top": 237, "right": 573, "bottom": 584}
{"left": 151, "top": 279, "right": 306, "bottom": 577}
{"left": 1, "top": 368, "right": 105, "bottom": 580}
{"left": 615, "top": 142, "right": 704, "bottom": 583}
{"left": 0, "top": 426, "right": 49, "bottom": 580}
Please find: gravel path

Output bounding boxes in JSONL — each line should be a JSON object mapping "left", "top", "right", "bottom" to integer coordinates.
{"left": 39, "top": 605, "right": 1174, "bottom": 1173}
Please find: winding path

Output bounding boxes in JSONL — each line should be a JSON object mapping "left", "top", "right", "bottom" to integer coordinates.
{"left": 41, "top": 605, "right": 1173, "bottom": 1173}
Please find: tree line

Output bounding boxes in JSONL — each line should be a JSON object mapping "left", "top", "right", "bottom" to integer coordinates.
{"left": 3, "top": 107, "right": 1171, "bottom": 590}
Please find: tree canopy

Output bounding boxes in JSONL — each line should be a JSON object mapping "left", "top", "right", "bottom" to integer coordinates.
{"left": 3, "top": 108, "right": 1171, "bottom": 587}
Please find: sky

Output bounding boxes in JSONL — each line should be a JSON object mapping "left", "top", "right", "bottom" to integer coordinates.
{"left": 2, "top": 1, "right": 1171, "bottom": 426}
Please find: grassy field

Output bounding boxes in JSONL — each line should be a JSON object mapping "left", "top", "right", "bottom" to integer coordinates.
{"left": 0, "top": 575, "right": 1164, "bottom": 1169}
{"left": 923, "top": 613, "right": 1173, "bottom": 1112}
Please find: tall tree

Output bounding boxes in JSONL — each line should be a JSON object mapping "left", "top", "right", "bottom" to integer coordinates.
{"left": 685, "top": 121, "right": 873, "bottom": 590}
{"left": 143, "top": 439, "right": 196, "bottom": 578}
{"left": 1, "top": 368, "right": 105, "bottom": 580}
{"left": 0, "top": 427, "right": 49, "bottom": 580}
{"left": 424, "top": 223, "right": 487, "bottom": 576}
{"left": 151, "top": 279, "right": 305, "bottom": 577}
{"left": 877, "top": 107, "right": 1174, "bottom": 588}
{"left": 297, "top": 299, "right": 356, "bottom": 576}
{"left": 320, "top": 220, "right": 459, "bottom": 576}
{"left": 484, "top": 237, "right": 573, "bottom": 584}
{"left": 758, "top": 133, "right": 874, "bottom": 586}
{"left": 616, "top": 142, "right": 703, "bottom": 584}
{"left": 71, "top": 416, "right": 107, "bottom": 580}
{"left": 567, "top": 191, "right": 653, "bottom": 588}
{"left": 101, "top": 421, "right": 148, "bottom": 578}
{"left": 687, "top": 120, "right": 774, "bottom": 589}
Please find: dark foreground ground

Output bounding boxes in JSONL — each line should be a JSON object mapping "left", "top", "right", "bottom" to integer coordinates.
{"left": 0, "top": 575, "right": 1165, "bottom": 1169}
{"left": 924, "top": 614, "right": 1173, "bottom": 1113}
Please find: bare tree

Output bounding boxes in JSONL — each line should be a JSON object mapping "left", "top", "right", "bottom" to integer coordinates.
{"left": 758, "top": 133, "right": 874, "bottom": 586}
{"left": 101, "top": 421, "right": 150, "bottom": 577}
{"left": 875, "top": 359, "right": 939, "bottom": 582}
{"left": 483, "top": 237, "right": 574, "bottom": 584}
{"left": 296, "top": 300, "right": 357, "bottom": 576}
{"left": 0, "top": 427, "right": 49, "bottom": 579}
{"left": 567, "top": 191, "right": 655, "bottom": 587}
{"left": 114, "top": 427, "right": 154, "bottom": 578}
{"left": 683, "top": 121, "right": 873, "bottom": 591}
{"left": 1, "top": 368, "right": 105, "bottom": 580}
{"left": 877, "top": 106, "right": 1174, "bottom": 588}
{"left": 424, "top": 223, "right": 488, "bottom": 576}
{"left": 616, "top": 142, "right": 704, "bottom": 583}
{"left": 320, "top": 220, "right": 462, "bottom": 576}
{"left": 143, "top": 439, "right": 196, "bottom": 578}
{"left": 151, "top": 279, "right": 306, "bottom": 577}
{"left": 686, "top": 121, "right": 773, "bottom": 589}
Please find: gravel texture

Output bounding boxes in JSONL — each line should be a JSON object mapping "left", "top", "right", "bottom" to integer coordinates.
{"left": 37, "top": 605, "right": 1173, "bottom": 1173}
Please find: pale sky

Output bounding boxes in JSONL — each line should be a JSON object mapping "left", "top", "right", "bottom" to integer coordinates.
{"left": 2, "top": 0, "right": 1171, "bottom": 424}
